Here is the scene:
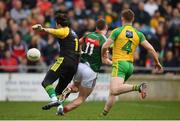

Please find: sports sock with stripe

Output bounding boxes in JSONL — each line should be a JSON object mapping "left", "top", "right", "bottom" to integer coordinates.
{"left": 45, "top": 85, "right": 58, "bottom": 102}
{"left": 132, "top": 85, "right": 140, "bottom": 92}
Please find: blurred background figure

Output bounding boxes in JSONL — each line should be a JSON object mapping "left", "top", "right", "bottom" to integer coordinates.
{"left": 0, "top": 50, "right": 18, "bottom": 72}
{"left": 0, "top": 0, "right": 179, "bottom": 73}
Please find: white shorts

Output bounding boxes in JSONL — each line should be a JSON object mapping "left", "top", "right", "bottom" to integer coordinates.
{"left": 73, "top": 63, "right": 97, "bottom": 88}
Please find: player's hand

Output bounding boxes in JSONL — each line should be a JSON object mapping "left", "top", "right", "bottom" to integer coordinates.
{"left": 32, "top": 24, "right": 43, "bottom": 31}
{"left": 102, "top": 50, "right": 112, "bottom": 65}
{"left": 102, "top": 56, "right": 112, "bottom": 65}
{"left": 154, "top": 62, "right": 163, "bottom": 73}
{"left": 104, "top": 58, "right": 112, "bottom": 65}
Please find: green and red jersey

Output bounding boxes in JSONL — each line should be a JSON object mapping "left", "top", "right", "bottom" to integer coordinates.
{"left": 81, "top": 31, "right": 107, "bottom": 72}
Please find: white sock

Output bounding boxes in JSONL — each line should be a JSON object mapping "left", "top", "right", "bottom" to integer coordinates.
{"left": 51, "top": 96, "right": 58, "bottom": 102}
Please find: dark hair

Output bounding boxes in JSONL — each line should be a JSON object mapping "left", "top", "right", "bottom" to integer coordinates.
{"left": 55, "top": 13, "right": 70, "bottom": 27}
{"left": 121, "top": 9, "right": 135, "bottom": 22}
{"left": 96, "top": 19, "right": 106, "bottom": 30}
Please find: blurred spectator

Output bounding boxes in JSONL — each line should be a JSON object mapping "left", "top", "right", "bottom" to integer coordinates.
{"left": 136, "top": 2, "right": 151, "bottom": 25}
{"left": 0, "top": 41, "right": 6, "bottom": 59}
{"left": 104, "top": 3, "right": 113, "bottom": 25}
{"left": 163, "top": 50, "right": 177, "bottom": 74}
{"left": 11, "top": 33, "right": 27, "bottom": 63}
{"left": 144, "top": 0, "right": 158, "bottom": 16}
{"left": 20, "top": 19, "right": 32, "bottom": 44}
{"left": 170, "top": 8, "right": 180, "bottom": 27}
{"left": 111, "top": 0, "right": 124, "bottom": 13}
{"left": 150, "top": 10, "right": 165, "bottom": 30}
{"left": 130, "top": 0, "right": 139, "bottom": 15}
{"left": 10, "top": 0, "right": 30, "bottom": 24}
{"left": 22, "top": 0, "right": 37, "bottom": 9}
{"left": 28, "top": 35, "right": 41, "bottom": 50}
{"left": 37, "top": 0, "right": 52, "bottom": 15}
{"left": 164, "top": 50, "right": 177, "bottom": 67}
{"left": 159, "top": 36, "right": 168, "bottom": 63}
{"left": 44, "top": 8, "right": 56, "bottom": 28}
{"left": 0, "top": 50, "right": 18, "bottom": 72}
{"left": 91, "top": 2, "right": 102, "bottom": 20}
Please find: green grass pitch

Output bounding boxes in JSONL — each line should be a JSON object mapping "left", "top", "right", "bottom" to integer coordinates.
{"left": 0, "top": 101, "right": 180, "bottom": 120}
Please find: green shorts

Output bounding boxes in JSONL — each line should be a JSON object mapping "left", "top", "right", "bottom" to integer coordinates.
{"left": 112, "top": 61, "right": 134, "bottom": 81}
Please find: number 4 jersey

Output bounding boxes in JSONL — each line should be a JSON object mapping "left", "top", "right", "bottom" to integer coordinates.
{"left": 81, "top": 31, "right": 107, "bottom": 72}
{"left": 110, "top": 25, "right": 146, "bottom": 63}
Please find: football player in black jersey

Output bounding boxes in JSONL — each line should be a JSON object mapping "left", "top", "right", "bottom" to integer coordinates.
{"left": 32, "top": 13, "right": 80, "bottom": 111}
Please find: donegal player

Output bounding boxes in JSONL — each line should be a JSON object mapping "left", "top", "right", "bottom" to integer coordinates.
{"left": 32, "top": 13, "right": 80, "bottom": 110}
{"left": 56, "top": 19, "right": 111, "bottom": 115}
{"left": 101, "top": 9, "right": 163, "bottom": 116}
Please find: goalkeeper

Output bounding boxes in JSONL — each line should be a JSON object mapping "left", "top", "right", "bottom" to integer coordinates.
{"left": 32, "top": 13, "right": 80, "bottom": 111}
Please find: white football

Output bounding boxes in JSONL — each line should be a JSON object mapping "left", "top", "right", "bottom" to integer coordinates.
{"left": 27, "top": 48, "right": 41, "bottom": 61}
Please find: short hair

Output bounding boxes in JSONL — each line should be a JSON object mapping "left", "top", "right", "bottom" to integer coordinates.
{"left": 55, "top": 13, "right": 70, "bottom": 27}
{"left": 96, "top": 19, "right": 106, "bottom": 30}
{"left": 121, "top": 9, "right": 135, "bottom": 22}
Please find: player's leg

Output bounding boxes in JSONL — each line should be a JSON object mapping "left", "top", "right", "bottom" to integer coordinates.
{"left": 109, "top": 62, "right": 134, "bottom": 95}
{"left": 101, "top": 77, "right": 127, "bottom": 116}
{"left": 41, "top": 57, "right": 65, "bottom": 104}
{"left": 55, "top": 58, "right": 78, "bottom": 96}
{"left": 57, "top": 63, "right": 97, "bottom": 115}
{"left": 60, "top": 62, "right": 97, "bottom": 101}
{"left": 125, "top": 62, "right": 147, "bottom": 98}
{"left": 62, "top": 85, "right": 93, "bottom": 114}
{"left": 42, "top": 70, "right": 58, "bottom": 102}
{"left": 68, "top": 82, "right": 80, "bottom": 93}
{"left": 110, "top": 77, "right": 134, "bottom": 95}
{"left": 110, "top": 61, "right": 146, "bottom": 95}
{"left": 42, "top": 58, "right": 77, "bottom": 110}
{"left": 58, "top": 82, "right": 80, "bottom": 103}
{"left": 42, "top": 73, "right": 65, "bottom": 110}
{"left": 102, "top": 92, "right": 116, "bottom": 116}
{"left": 101, "top": 61, "right": 145, "bottom": 115}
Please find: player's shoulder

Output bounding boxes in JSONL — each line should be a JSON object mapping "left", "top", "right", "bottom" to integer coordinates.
{"left": 135, "top": 29, "right": 145, "bottom": 38}
{"left": 112, "top": 26, "right": 123, "bottom": 32}
{"left": 109, "top": 27, "right": 122, "bottom": 38}
{"left": 132, "top": 28, "right": 146, "bottom": 42}
{"left": 56, "top": 26, "right": 69, "bottom": 31}
{"left": 85, "top": 32, "right": 95, "bottom": 37}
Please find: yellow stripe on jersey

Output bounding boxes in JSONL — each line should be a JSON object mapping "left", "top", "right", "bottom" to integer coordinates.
{"left": 74, "top": 38, "right": 79, "bottom": 51}
{"left": 46, "top": 27, "right": 69, "bottom": 39}
{"left": 109, "top": 25, "right": 145, "bottom": 63}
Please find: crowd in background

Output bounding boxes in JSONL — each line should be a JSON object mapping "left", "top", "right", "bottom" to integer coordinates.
{"left": 0, "top": 0, "right": 179, "bottom": 73}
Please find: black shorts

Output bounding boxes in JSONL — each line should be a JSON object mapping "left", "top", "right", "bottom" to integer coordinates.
{"left": 42, "top": 57, "right": 78, "bottom": 95}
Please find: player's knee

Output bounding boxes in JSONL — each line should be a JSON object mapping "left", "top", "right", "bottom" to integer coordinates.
{"left": 41, "top": 81, "right": 46, "bottom": 88}
{"left": 110, "top": 90, "right": 117, "bottom": 95}
{"left": 110, "top": 87, "right": 120, "bottom": 95}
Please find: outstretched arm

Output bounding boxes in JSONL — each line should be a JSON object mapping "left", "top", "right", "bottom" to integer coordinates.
{"left": 141, "top": 40, "right": 163, "bottom": 71}
{"left": 32, "top": 24, "right": 69, "bottom": 39}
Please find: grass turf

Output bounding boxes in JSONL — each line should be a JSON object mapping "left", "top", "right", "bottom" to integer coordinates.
{"left": 0, "top": 101, "right": 180, "bottom": 120}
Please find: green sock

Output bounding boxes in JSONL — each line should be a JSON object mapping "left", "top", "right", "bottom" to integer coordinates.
{"left": 45, "top": 85, "right": 56, "bottom": 98}
{"left": 133, "top": 85, "right": 140, "bottom": 92}
{"left": 102, "top": 110, "right": 108, "bottom": 116}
